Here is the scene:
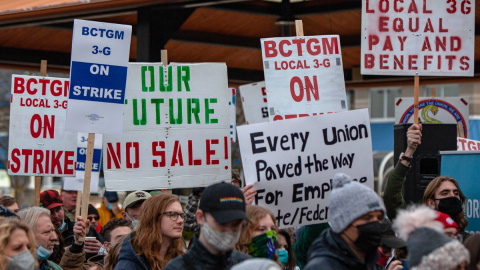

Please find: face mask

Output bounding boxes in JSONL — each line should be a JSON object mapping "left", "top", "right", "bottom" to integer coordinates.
{"left": 436, "top": 196, "right": 463, "bottom": 218}
{"left": 98, "top": 245, "right": 108, "bottom": 256}
{"left": 36, "top": 245, "right": 53, "bottom": 260}
{"left": 7, "top": 250, "right": 35, "bottom": 270}
{"left": 354, "top": 221, "right": 384, "bottom": 252}
{"left": 201, "top": 220, "right": 240, "bottom": 252}
{"left": 276, "top": 248, "right": 288, "bottom": 266}
{"left": 58, "top": 221, "right": 66, "bottom": 231}
{"left": 248, "top": 230, "right": 277, "bottom": 259}
{"left": 125, "top": 213, "right": 139, "bottom": 230}
{"left": 107, "top": 203, "right": 113, "bottom": 210}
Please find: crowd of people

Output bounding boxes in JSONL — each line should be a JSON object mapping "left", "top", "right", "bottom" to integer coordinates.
{"left": 0, "top": 124, "right": 479, "bottom": 270}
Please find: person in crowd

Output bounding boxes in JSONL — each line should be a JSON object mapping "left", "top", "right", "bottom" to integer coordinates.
{"left": 98, "top": 191, "right": 123, "bottom": 227}
{"left": 231, "top": 258, "right": 282, "bottom": 270}
{"left": 435, "top": 211, "right": 463, "bottom": 241}
{"left": 88, "top": 204, "right": 102, "bottom": 234}
{"left": 17, "top": 207, "right": 62, "bottom": 270}
{"left": 383, "top": 124, "right": 471, "bottom": 240}
{"left": 115, "top": 194, "right": 184, "bottom": 269}
{"left": 304, "top": 173, "right": 386, "bottom": 270}
{"left": 121, "top": 190, "right": 151, "bottom": 229}
{"left": 394, "top": 205, "right": 470, "bottom": 270}
{"left": 165, "top": 182, "right": 251, "bottom": 270}
{"left": 276, "top": 229, "right": 297, "bottom": 270}
{"left": 0, "top": 205, "right": 19, "bottom": 219}
{"left": 0, "top": 218, "right": 37, "bottom": 270}
{"left": 235, "top": 205, "right": 278, "bottom": 261}
{"left": 104, "top": 234, "right": 128, "bottom": 270}
{"left": 61, "top": 189, "right": 78, "bottom": 222}
{"left": 0, "top": 196, "right": 19, "bottom": 214}
{"left": 463, "top": 233, "right": 480, "bottom": 270}
{"left": 231, "top": 170, "right": 242, "bottom": 188}
{"left": 377, "top": 219, "right": 406, "bottom": 268}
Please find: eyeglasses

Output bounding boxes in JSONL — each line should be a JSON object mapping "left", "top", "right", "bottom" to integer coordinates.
{"left": 160, "top": 211, "right": 185, "bottom": 221}
{"left": 87, "top": 216, "right": 99, "bottom": 221}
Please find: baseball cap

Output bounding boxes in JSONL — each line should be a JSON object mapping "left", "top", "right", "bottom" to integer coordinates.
{"left": 199, "top": 182, "right": 249, "bottom": 224}
{"left": 381, "top": 219, "right": 406, "bottom": 249}
{"left": 40, "top": 190, "right": 64, "bottom": 210}
{"left": 103, "top": 191, "right": 119, "bottom": 203}
{"left": 123, "top": 191, "right": 151, "bottom": 210}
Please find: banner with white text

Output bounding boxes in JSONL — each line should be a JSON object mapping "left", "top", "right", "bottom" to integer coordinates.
{"left": 8, "top": 75, "right": 77, "bottom": 176}
{"left": 237, "top": 109, "right": 374, "bottom": 228}
{"left": 361, "top": 0, "right": 475, "bottom": 76}
{"left": 260, "top": 35, "right": 347, "bottom": 121}
{"left": 103, "top": 63, "right": 231, "bottom": 190}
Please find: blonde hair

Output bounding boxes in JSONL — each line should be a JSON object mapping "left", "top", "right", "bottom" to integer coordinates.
{"left": 0, "top": 218, "right": 38, "bottom": 270}
{"left": 17, "top": 207, "right": 51, "bottom": 233}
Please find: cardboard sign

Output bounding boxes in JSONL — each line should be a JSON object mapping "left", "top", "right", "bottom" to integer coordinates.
{"left": 8, "top": 75, "right": 77, "bottom": 176}
{"left": 66, "top": 19, "right": 132, "bottom": 134}
{"left": 260, "top": 35, "right": 347, "bottom": 121}
{"left": 103, "top": 63, "right": 231, "bottom": 190}
{"left": 361, "top": 0, "right": 475, "bottom": 76}
{"left": 237, "top": 109, "right": 374, "bottom": 228}
{"left": 440, "top": 151, "right": 480, "bottom": 234}
{"left": 457, "top": 137, "right": 480, "bottom": 151}
{"left": 239, "top": 81, "right": 269, "bottom": 125}
{"left": 230, "top": 88, "right": 237, "bottom": 142}
{"left": 63, "top": 133, "right": 103, "bottom": 192}
{"left": 395, "top": 97, "right": 469, "bottom": 137}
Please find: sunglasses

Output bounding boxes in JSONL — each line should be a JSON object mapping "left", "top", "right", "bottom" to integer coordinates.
{"left": 87, "top": 216, "right": 99, "bottom": 221}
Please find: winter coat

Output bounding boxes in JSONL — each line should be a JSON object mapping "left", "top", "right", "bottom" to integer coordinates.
{"left": 38, "top": 259, "right": 63, "bottom": 270}
{"left": 97, "top": 202, "right": 123, "bottom": 227}
{"left": 59, "top": 242, "right": 104, "bottom": 270}
{"left": 164, "top": 235, "right": 251, "bottom": 270}
{"left": 293, "top": 223, "right": 330, "bottom": 269}
{"left": 114, "top": 234, "right": 150, "bottom": 270}
{"left": 304, "top": 229, "right": 383, "bottom": 270}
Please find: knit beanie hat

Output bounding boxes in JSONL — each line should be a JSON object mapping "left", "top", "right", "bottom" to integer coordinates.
{"left": 329, "top": 173, "right": 385, "bottom": 233}
{"left": 394, "top": 206, "right": 470, "bottom": 270}
{"left": 88, "top": 204, "right": 99, "bottom": 217}
{"left": 231, "top": 258, "right": 282, "bottom": 270}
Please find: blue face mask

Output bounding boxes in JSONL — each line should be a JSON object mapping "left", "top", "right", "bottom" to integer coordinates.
{"left": 36, "top": 245, "right": 53, "bottom": 260}
{"left": 58, "top": 221, "right": 66, "bottom": 231}
{"left": 125, "top": 212, "right": 138, "bottom": 230}
{"left": 107, "top": 203, "right": 113, "bottom": 210}
{"left": 276, "top": 248, "right": 288, "bottom": 266}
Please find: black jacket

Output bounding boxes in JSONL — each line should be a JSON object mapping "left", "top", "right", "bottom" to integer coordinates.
{"left": 164, "top": 235, "right": 251, "bottom": 270}
{"left": 114, "top": 234, "right": 151, "bottom": 270}
{"left": 304, "top": 229, "right": 383, "bottom": 270}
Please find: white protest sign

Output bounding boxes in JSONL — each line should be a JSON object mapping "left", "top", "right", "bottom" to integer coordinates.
{"left": 361, "top": 0, "right": 475, "bottom": 76}
{"left": 63, "top": 133, "right": 103, "bottom": 192}
{"left": 395, "top": 97, "right": 469, "bottom": 137}
{"left": 457, "top": 137, "right": 480, "bottom": 151}
{"left": 103, "top": 63, "right": 231, "bottom": 190}
{"left": 237, "top": 109, "right": 374, "bottom": 228}
{"left": 8, "top": 75, "right": 77, "bottom": 176}
{"left": 230, "top": 88, "right": 237, "bottom": 142}
{"left": 261, "top": 35, "right": 347, "bottom": 121}
{"left": 66, "top": 19, "right": 132, "bottom": 134}
{"left": 239, "top": 81, "right": 269, "bottom": 125}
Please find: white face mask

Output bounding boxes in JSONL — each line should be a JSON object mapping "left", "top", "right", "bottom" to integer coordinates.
{"left": 7, "top": 250, "right": 35, "bottom": 270}
{"left": 125, "top": 213, "right": 139, "bottom": 230}
{"left": 201, "top": 220, "right": 240, "bottom": 252}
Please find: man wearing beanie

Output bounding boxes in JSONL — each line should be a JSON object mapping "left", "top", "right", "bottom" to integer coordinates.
{"left": 88, "top": 204, "right": 102, "bottom": 234}
{"left": 304, "top": 174, "right": 386, "bottom": 270}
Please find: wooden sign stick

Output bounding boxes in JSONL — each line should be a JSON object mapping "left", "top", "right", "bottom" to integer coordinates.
{"left": 413, "top": 76, "right": 419, "bottom": 125}
{"left": 34, "top": 60, "right": 48, "bottom": 207}
{"left": 431, "top": 87, "right": 436, "bottom": 98}
{"left": 295, "top": 20, "right": 304, "bottom": 37}
{"left": 161, "top": 50, "right": 173, "bottom": 195}
{"left": 79, "top": 133, "right": 95, "bottom": 241}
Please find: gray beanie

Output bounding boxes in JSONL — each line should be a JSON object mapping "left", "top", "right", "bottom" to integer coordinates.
{"left": 329, "top": 173, "right": 385, "bottom": 233}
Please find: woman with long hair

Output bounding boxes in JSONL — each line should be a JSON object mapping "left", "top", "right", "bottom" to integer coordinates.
{"left": 235, "top": 205, "right": 279, "bottom": 262}
{"left": 115, "top": 194, "right": 185, "bottom": 269}
{"left": 0, "top": 218, "right": 37, "bottom": 270}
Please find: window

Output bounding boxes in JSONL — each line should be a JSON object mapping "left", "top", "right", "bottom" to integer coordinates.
{"left": 369, "top": 88, "right": 401, "bottom": 119}
{"left": 424, "top": 84, "right": 459, "bottom": 97}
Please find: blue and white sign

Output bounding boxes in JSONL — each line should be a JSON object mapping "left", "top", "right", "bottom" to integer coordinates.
{"left": 66, "top": 19, "right": 132, "bottom": 134}
{"left": 440, "top": 151, "right": 480, "bottom": 234}
{"left": 63, "top": 133, "right": 103, "bottom": 192}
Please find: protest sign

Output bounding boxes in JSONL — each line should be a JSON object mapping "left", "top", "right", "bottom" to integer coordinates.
{"left": 8, "top": 75, "right": 77, "bottom": 176}
{"left": 260, "top": 35, "right": 347, "bottom": 121}
{"left": 395, "top": 97, "right": 469, "bottom": 137}
{"left": 103, "top": 63, "right": 231, "bottom": 190}
{"left": 457, "top": 137, "right": 480, "bottom": 151}
{"left": 239, "top": 81, "right": 269, "bottom": 125}
{"left": 361, "top": 0, "right": 475, "bottom": 76}
{"left": 237, "top": 109, "right": 374, "bottom": 228}
{"left": 230, "top": 88, "right": 237, "bottom": 142}
{"left": 63, "top": 133, "right": 102, "bottom": 192}
{"left": 440, "top": 151, "right": 480, "bottom": 234}
{"left": 66, "top": 19, "right": 132, "bottom": 134}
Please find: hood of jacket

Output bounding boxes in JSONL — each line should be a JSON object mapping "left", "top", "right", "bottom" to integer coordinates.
{"left": 116, "top": 234, "right": 151, "bottom": 270}
{"left": 307, "top": 229, "right": 381, "bottom": 270}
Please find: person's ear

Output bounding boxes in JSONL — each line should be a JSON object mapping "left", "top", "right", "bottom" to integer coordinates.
{"left": 427, "top": 198, "right": 436, "bottom": 209}
{"left": 104, "top": 242, "right": 110, "bottom": 252}
{"left": 196, "top": 210, "right": 205, "bottom": 226}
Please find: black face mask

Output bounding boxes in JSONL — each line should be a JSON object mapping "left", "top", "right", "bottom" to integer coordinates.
{"left": 436, "top": 196, "right": 463, "bottom": 218}
{"left": 354, "top": 221, "right": 384, "bottom": 252}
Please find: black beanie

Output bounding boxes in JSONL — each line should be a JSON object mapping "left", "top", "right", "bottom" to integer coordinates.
{"left": 88, "top": 204, "right": 99, "bottom": 216}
